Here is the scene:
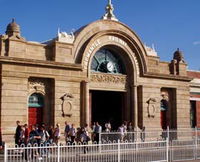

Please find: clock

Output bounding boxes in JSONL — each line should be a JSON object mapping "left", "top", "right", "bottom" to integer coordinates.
{"left": 106, "top": 61, "right": 114, "bottom": 72}
{"left": 91, "top": 49, "right": 126, "bottom": 74}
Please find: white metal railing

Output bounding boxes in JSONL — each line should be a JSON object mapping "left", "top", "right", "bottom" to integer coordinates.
{"left": 197, "top": 139, "right": 200, "bottom": 159}
{"left": 4, "top": 140, "right": 167, "bottom": 162}
{"left": 171, "top": 139, "right": 195, "bottom": 161}
{"left": 99, "top": 127, "right": 200, "bottom": 143}
{"left": 4, "top": 128, "right": 200, "bottom": 162}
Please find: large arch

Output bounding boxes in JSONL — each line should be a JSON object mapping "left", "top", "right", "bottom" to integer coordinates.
{"left": 76, "top": 21, "right": 146, "bottom": 128}
{"left": 85, "top": 33, "right": 139, "bottom": 84}
{"left": 73, "top": 20, "right": 148, "bottom": 76}
{"left": 87, "top": 43, "right": 136, "bottom": 129}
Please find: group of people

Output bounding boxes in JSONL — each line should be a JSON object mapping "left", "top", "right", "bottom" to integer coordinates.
{"left": 14, "top": 120, "right": 143, "bottom": 146}
{"left": 14, "top": 121, "right": 60, "bottom": 146}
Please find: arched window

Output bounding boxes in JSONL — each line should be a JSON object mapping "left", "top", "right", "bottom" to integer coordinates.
{"left": 28, "top": 93, "right": 44, "bottom": 108}
{"left": 91, "top": 49, "right": 126, "bottom": 74}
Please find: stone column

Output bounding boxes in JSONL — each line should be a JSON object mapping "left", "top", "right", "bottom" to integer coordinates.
{"left": 131, "top": 84, "right": 138, "bottom": 128}
{"left": 81, "top": 80, "right": 90, "bottom": 126}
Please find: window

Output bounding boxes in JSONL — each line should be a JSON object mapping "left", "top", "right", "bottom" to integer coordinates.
{"left": 91, "top": 49, "right": 126, "bottom": 74}
{"left": 28, "top": 93, "right": 44, "bottom": 108}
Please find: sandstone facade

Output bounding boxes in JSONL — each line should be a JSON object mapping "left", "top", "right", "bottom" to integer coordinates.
{"left": 0, "top": 18, "right": 192, "bottom": 144}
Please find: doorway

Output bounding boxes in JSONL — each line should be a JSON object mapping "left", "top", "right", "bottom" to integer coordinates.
{"left": 190, "top": 101, "right": 196, "bottom": 128}
{"left": 28, "top": 93, "right": 44, "bottom": 128}
{"left": 160, "top": 88, "right": 177, "bottom": 129}
{"left": 90, "top": 90, "right": 124, "bottom": 130}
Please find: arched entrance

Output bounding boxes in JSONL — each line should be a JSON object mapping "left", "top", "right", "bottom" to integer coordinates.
{"left": 89, "top": 47, "right": 130, "bottom": 130}
{"left": 28, "top": 93, "right": 44, "bottom": 128}
{"left": 79, "top": 29, "right": 146, "bottom": 129}
{"left": 90, "top": 90, "right": 125, "bottom": 130}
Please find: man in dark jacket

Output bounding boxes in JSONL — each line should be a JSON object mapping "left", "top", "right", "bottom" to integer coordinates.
{"left": 15, "top": 121, "right": 21, "bottom": 146}
{"left": 0, "top": 128, "right": 2, "bottom": 149}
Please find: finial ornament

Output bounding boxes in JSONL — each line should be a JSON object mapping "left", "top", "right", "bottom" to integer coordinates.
{"left": 102, "top": 0, "right": 118, "bottom": 21}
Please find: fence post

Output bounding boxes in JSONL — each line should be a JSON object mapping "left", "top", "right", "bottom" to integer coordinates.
{"left": 99, "top": 140, "right": 102, "bottom": 153}
{"left": 166, "top": 137, "right": 169, "bottom": 162}
{"left": 136, "top": 127, "right": 138, "bottom": 142}
{"left": 99, "top": 133, "right": 101, "bottom": 144}
{"left": 4, "top": 144, "right": 7, "bottom": 162}
{"left": 118, "top": 139, "right": 120, "bottom": 162}
{"left": 167, "top": 126, "right": 170, "bottom": 140}
{"left": 57, "top": 143, "right": 60, "bottom": 162}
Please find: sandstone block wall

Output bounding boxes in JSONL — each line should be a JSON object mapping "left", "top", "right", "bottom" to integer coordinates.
{"left": 137, "top": 77, "right": 190, "bottom": 130}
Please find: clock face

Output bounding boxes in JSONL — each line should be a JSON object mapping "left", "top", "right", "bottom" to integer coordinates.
{"left": 91, "top": 49, "right": 126, "bottom": 74}
{"left": 106, "top": 61, "right": 114, "bottom": 72}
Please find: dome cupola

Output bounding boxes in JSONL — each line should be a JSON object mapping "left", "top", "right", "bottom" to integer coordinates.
{"left": 173, "top": 48, "right": 185, "bottom": 63}
{"left": 5, "top": 18, "right": 21, "bottom": 37}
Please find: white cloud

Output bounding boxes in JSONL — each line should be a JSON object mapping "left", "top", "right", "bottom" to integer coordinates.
{"left": 193, "top": 41, "right": 200, "bottom": 45}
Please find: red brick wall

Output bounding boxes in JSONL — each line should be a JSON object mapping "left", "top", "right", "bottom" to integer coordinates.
{"left": 188, "top": 71, "right": 200, "bottom": 127}
{"left": 190, "top": 93, "right": 200, "bottom": 128}
{"left": 196, "top": 101, "right": 200, "bottom": 128}
{"left": 187, "top": 71, "right": 200, "bottom": 78}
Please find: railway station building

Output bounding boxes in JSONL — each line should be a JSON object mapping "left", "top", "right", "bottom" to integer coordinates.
{"left": 0, "top": 1, "right": 194, "bottom": 143}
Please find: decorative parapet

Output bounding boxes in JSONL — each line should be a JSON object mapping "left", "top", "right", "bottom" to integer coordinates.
{"left": 57, "top": 29, "right": 74, "bottom": 44}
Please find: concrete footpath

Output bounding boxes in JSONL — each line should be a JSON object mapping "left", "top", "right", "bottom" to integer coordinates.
{"left": 180, "top": 161, "right": 200, "bottom": 162}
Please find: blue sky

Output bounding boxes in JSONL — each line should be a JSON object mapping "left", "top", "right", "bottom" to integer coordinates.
{"left": 0, "top": 0, "right": 200, "bottom": 70}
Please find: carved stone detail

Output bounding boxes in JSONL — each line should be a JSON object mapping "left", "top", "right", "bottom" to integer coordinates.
{"left": 132, "top": 53, "right": 140, "bottom": 75}
{"left": 90, "top": 73, "right": 127, "bottom": 84}
{"left": 102, "top": 0, "right": 118, "bottom": 21}
{"left": 60, "top": 93, "right": 74, "bottom": 117}
{"left": 146, "top": 98, "right": 157, "bottom": 118}
{"left": 28, "top": 79, "right": 45, "bottom": 94}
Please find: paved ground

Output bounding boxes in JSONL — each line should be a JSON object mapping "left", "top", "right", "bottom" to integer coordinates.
{"left": 0, "top": 154, "right": 199, "bottom": 162}
{"left": 180, "top": 161, "right": 200, "bottom": 162}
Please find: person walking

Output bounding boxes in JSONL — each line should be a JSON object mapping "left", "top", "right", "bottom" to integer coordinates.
{"left": 80, "top": 127, "right": 89, "bottom": 153}
{"left": 105, "top": 121, "right": 112, "bottom": 132}
{"left": 54, "top": 124, "right": 60, "bottom": 145}
{"left": 15, "top": 121, "right": 21, "bottom": 146}
{"left": 64, "top": 121, "right": 71, "bottom": 144}
{"left": 0, "top": 128, "right": 2, "bottom": 150}
{"left": 93, "top": 122, "right": 102, "bottom": 144}
{"left": 29, "top": 125, "right": 40, "bottom": 145}
{"left": 48, "top": 125, "right": 54, "bottom": 144}
{"left": 19, "top": 125, "right": 25, "bottom": 145}
{"left": 127, "top": 122, "right": 134, "bottom": 141}
{"left": 69, "top": 124, "right": 76, "bottom": 144}
{"left": 24, "top": 124, "right": 29, "bottom": 145}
